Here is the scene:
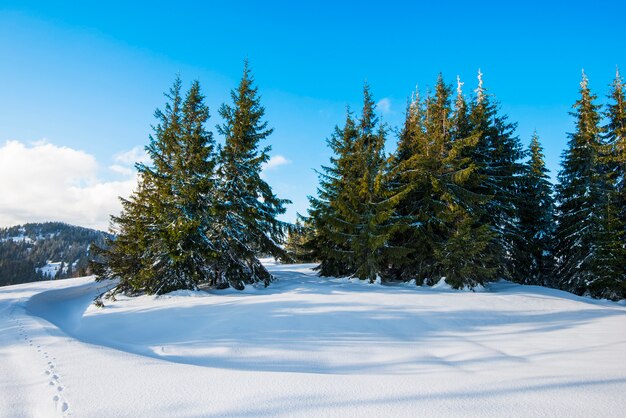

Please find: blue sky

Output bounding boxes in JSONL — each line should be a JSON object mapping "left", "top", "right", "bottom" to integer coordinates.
{"left": 0, "top": 1, "right": 625, "bottom": 230}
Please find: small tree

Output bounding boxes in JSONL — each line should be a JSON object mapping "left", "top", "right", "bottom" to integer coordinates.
{"left": 283, "top": 219, "right": 316, "bottom": 263}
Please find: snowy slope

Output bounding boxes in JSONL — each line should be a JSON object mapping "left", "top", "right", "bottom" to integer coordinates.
{"left": 1, "top": 261, "right": 625, "bottom": 417}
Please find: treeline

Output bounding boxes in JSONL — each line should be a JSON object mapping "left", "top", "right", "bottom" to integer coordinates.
{"left": 93, "top": 63, "right": 624, "bottom": 301}
{"left": 292, "top": 70, "right": 625, "bottom": 300}
{"left": 92, "top": 62, "right": 290, "bottom": 296}
{"left": 0, "top": 222, "right": 110, "bottom": 286}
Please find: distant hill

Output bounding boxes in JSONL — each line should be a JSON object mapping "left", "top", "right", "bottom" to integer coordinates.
{"left": 0, "top": 222, "right": 111, "bottom": 287}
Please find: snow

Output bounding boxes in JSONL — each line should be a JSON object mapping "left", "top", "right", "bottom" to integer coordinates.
{"left": 1, "top": 235, "right": 33, "bottom": 244}
{"left": 432, "top": 277, "right": 452, "bottom": 290}
{"left": 1, "top": 232, "right": 57, "bottom": 244}
{"left": 36, "top": 261, "right": 66, "bottom": 278}
{"left": 1, "top": 262, "right": 626, "bottom": 417}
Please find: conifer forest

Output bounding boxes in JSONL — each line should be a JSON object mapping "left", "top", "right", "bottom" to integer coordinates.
{"left": 93, "top": 64, "right": 626, "bottom": 301}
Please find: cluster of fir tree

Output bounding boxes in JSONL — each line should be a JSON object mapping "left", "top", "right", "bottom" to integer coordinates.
{"left": 301, "top": 70, "right": 625, "bottom": 300}
{"left": 91, "top": 63, "right": 290, "bottom": 296}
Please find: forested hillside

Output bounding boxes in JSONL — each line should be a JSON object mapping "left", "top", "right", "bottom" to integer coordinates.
{"left": 0, "top": 222, "right": 110, "bottom": 286}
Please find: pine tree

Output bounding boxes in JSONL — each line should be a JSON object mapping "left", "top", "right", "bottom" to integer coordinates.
{"left": 516, "top": 132, "right": 555, "bottom": 285}
{"left": 307, "top": 109, "right": 359, "bottom": 277}
{"left": 468, "top": 70, "right": 525, "bottom": 281}
{"left": 388, "top": 75, "right": 496, "bottom": 288}
{"left": 607, "top": 69, "right": 626, "bottom": 222}
{"left": 91, "top": 178, "right": 154, "bottom": 294}
{"left": 385, "top": 89, "right": 430, "bottom": 281}
{"left": 434, "top": 207, "right": 497, "bottom": 289}
{"left": 93, "top": 78, "right": 219, "bottom": 295}
{"left": 283, "top": 219, "right": 315, "bottom": 263}
{"left": 309, "top": 85, "right": 398, "bottom": 282}
{"left": 554, "top": 71, "right": 609, "bottom": 296}
{"left": 388, "top": 77, "right": 455, "bottom": 282}
{"left": 346, "top": 85, "right": 396, "bottom": 282}
{"left": 593, "top": 68, "right": 626, "bottom": 299}
{"left": 214, "top": 61, "right": 290, "bottom": 289}
{"left": 452, "top": 76, "right": 472, "bottom": 142}
{"left": 431, "top": 75, "right": 498, "bottom": 288}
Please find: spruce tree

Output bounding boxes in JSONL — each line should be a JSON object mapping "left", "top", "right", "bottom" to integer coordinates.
{"left": 309, "top": 85, "right": 399, "bottom": 282}
{"left": 594, "top": 68, "right": 626, "bottom": 299}
{"left": 606, "top": 69, "right": 626, "bottom": 222}
{"left": 385, "top": 90, "right": 430, "bottom": 281}
{"left": 214, "top": 61, "right": 290, "bottom": 289}
{"left": 307, "top": 109, "right": 359, "bottom": 277}
{"left": 93, "top": 78, "right": 219, "bottom": 295}
{"left": 554, "top": 71, "right": 609, "bottom": 296}
{"left": 92, "top": 178, "right": 154, "bottom": 294}
{"left": 346, "top": 85, "right": 397, "bottom": 282}
{"left": 282, "top": 219, "right": 315, "bottom": 263}
{"left": 516, "top": 132, "right": 555, "bottom": 285}
{"left": 388, "top": 78, "right": 455, "bottom": 283}
{"left": 388, "top": 75, "right": 496, "bottom": 288}
{"left": 468, "top": 70, "right": 525, "bottom": 281}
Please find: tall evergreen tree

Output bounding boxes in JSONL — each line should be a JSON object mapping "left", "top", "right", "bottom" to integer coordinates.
{"left": 594, "top": 68, "right": 626, "bottom": 299}
{"left": 388, "top": 75, "right": 496, "bottom": 288}
{"left": 345, "top": 85, "right": 396, "bottom": 282}
{"left": 94, "top": 78, "right": 219, "bottom": 295}
{"left": 516, "top": 132, "right": 555, "bottom": 285}
{"left": 554, "top": 71, "right": 610, "bottom": 296}
{"left": 307, "top": 109, "right": 359, "bottom": 277}
{"left": 607, "top": 69, "right": 626, "bottom": 218}
{"left": 213, "top": 61, "right": 290, "bottom": 289}
{"left": 309, "top": 85, "right": 399, "bottom": 282}
{"left": 435, "top": 75, "right": 498, "bottom": 288}
{"left": 385, "top": 89, "right": 430, "bottom": 280}
{"left": 468, "top": 70, "right": 525, "bottom": 281}
{"left": 92, "top": 177, "right": 155, "bottom": 294}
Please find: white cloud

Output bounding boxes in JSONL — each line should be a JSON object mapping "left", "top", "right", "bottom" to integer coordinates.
{"left": 110, "top": 145, "right": 149, "bottom": 177}
{"left": 376, "top": 97, "right": 392, "bottom": 114}
{"left": 262, "top": 155, "right": 291, "bottom": 171}
{"left": 109, "top": 164, "right": 134, "bottom": 176}
{"left": 0, "top": 140, "right": 138, "bottom": 231}
{"left": 113, "top": 146, "right": 149, "bottom": 166}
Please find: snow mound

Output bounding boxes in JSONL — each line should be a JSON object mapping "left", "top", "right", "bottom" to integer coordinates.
{"left": 432, "top": 277, "right": 452, "bottom": 290}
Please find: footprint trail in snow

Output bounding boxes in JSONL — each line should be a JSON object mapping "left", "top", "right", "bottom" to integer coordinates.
{"left": 9, "top": 304, "right": 71, "bottom": 417}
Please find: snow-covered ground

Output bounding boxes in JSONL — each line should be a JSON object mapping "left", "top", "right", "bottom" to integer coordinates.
{"left": 36, "top": 261, "right": 67, "bottom": 278}
{"left": 1, "top": 261, "right": 625, "bottom": 417}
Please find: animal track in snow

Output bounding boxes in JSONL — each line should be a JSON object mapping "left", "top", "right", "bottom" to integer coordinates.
{"left": 46, "top": 359, "right": 70, "bottom": 416}
{"left": 10, "top": 302, "right": 71, "bottom": 416}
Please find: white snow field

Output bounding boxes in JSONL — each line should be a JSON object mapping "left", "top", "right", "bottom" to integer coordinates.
{"left": 1, "top": 260, "right": 625, "bottom": 417}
